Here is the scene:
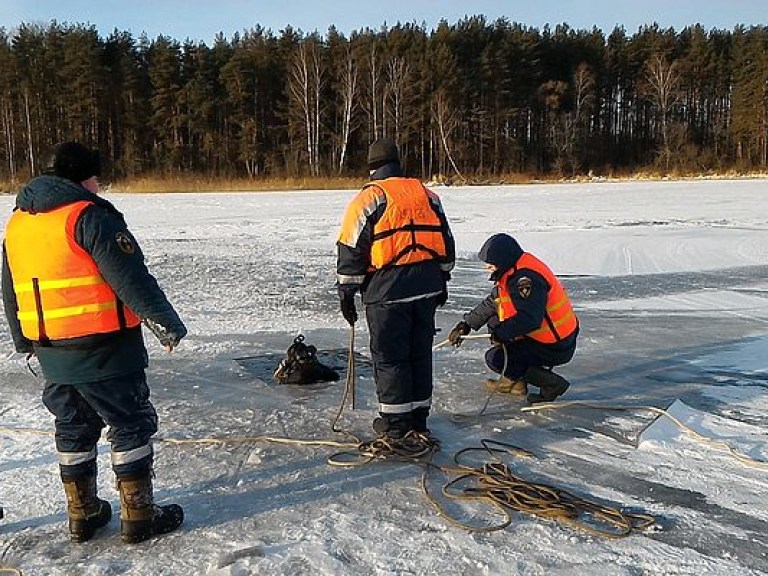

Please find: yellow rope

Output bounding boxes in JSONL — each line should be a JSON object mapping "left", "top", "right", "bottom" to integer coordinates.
{"left": 432, "top": 333, "right": 489, "bottom": 351}
{"left": 0, "top": 425, "right": 53, "bottom": 437}
{"left": 450, "top": 341, "right": 510, "bottom": 423}
{"left": 327, "top": 432, "right": 439, "bottom": 467}
{"left": 522, "top": 401, "right": 768, "bottom": 471}
{"left": 0, "top": 424, "right": 356, "bottom": 449}
{"left": 155, "top": 435, "right": 355, "bottom": 448}
{"left": 421, "top": 439, "right": 655, "bottom": 536}
{"left": 0, "top": 329, "right": 366, "bottom": 451}
{"left": 329, "top": 325, "right": 362, "bottom": 445}
{"left": 3, "top": 348, "right": 758, "bottom": 540}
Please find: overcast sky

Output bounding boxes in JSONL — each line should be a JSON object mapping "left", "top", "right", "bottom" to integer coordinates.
{"left": 1, "top": 0, "right": 765, "bottom": 43}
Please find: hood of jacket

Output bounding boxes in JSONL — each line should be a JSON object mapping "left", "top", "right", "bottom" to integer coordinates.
{"left": 478, "top": 233, "right": 524, "bottom": 281}
{"left": 369, "top": 162, "right": 403, "bottom": 181}
{"left": 15, "top": 175, "right": 120, "bottom": 215}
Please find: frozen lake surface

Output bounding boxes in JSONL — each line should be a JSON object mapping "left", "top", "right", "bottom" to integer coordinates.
{"left": 1, "top": 179, "right": 767, "bottom": 575}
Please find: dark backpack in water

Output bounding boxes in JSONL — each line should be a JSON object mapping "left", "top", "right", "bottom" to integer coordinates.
{"left": 273, "top": 334, "right": 340, "bottom": 385}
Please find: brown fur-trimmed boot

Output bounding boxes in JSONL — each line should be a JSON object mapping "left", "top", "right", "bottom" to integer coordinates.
{"left": 117, "top": 472, "right": 184, "bottom": 544}
{"left": 485, "top": 376, "right": 528, "bottom": 396}
{"left": 62, "top": 474, "right": 112, "bottom": 543}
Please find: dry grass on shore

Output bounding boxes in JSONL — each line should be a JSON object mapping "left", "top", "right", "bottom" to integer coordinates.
{"left": 109, "top": 175, "right": 367, "bottom": 193}
{"left": 2, "top": 169, "right": 768, "bottom": 195}
{"left": 102, "top": 169, "right": 768, "bottom": 193}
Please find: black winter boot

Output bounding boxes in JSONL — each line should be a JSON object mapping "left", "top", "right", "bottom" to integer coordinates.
{"left": 411, "top": 407, "right": 430, "bottom": 433}
{"left": 409, "top": 407, "right": 440, "bottom": 449}
{"left": 62, "top": 474, "right": 112, "bottom": 543}
{"left": 371, "top": 413, "right": 412, "bottom": 439}
{"left": 524, "top": 366, "right": 570, "bottom": 404}
{"left": 117, "top": 472, "right": 184, "bottom": 544}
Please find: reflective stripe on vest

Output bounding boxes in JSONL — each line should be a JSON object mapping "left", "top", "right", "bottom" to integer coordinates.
{"left": 496, "top": 253, "right": 578, "bottom": 344}
{"left": 368, "top": 178, "right": 447, "bottom": 269}
{"left": 5, "top": 200, "right": 141, "bottom": 341}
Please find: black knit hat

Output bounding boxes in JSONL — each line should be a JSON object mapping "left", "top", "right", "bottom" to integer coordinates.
{"left": 45, "top": 141, "right": 101, "bottom": 183}
{"left": 367, "top": 138, "right": 400, "bottom": 170}
{"left": 478, "top": 233, "right": 524, "bottom": 280}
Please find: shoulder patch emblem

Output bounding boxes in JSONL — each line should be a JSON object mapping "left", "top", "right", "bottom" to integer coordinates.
{"left": 517, "top": 276, "right": 533, "bottom": 299}
{"left": 115, "top": 231, "right": 136, "bottom": 254}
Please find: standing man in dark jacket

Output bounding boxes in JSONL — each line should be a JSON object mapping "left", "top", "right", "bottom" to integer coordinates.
{"left": 337, "top": 138, "right": 455, "bottom": 453}
{"left": 448, "top": 233, "right": 578, "bottom": 404}
{"left": 2, "top": 142, "right": 185, "bottom": 544}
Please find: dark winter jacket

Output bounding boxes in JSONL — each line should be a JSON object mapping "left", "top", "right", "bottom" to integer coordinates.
{"left": 336, "top": 163, "right": 455, "bottom": 305}
{"left": 1, "top": 175, "right": 186, "bottom": 384}
{"left": 463, "top": 234, "right": 577, "bottom": 349}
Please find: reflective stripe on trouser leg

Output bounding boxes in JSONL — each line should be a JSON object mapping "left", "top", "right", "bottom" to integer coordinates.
{"left": 378, "top": 401, "right": 413, "bottom": 414}
{"left": 111, "top": 444, "right": 153, "bottom": 468}
{"left": 367, "top": 301, "right": 415, "bottom": 410}
{"left": 410, "top": 296, "right": 437, "bottom": 407}
{"left": 57, "top": 448, "right": 97, "bottom": 467}
{"left": 57, "top": 448, "right": 98, "bottom": 479}
{"left": 368, "top": 297, "right": 438, "bottom": 435}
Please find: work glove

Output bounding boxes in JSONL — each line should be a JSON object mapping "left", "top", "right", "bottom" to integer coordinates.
{"left": 448, "top": 321, "right": 470, "bottom": 346}
{"left": 489, "top": 328, "right": 504, "bottom": 347}
{"left": 144, "top": 318, "right": 187, "bottom": 352}
{"left": 339, "top": 287, "right": 358, "bottom": 325}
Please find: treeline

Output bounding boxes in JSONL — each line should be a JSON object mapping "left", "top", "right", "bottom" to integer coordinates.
{"left": 0, "top": 17, "right": 767, "bottom": 184}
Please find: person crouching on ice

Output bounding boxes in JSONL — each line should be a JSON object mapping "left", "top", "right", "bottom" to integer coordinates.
{"left": 448, "top": 233, "right": 579, "bottom": 404}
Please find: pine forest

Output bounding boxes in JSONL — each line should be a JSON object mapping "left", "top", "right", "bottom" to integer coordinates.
{"left": 1, "top": 17, "right": 767, "bottom": 185}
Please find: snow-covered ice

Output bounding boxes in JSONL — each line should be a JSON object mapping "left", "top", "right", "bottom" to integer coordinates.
{"left": 1, "top": 179, "right": 767, "bottom": 575}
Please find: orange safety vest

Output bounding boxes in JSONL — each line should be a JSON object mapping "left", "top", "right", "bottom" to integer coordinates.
{"left": 367, "top": 178, "right": 448, "bottom": 270}
{"left": 496, "top": 253, "right": 578, "bottom": 344}
{"left": 4, "top": 200, "right": 141, "bottom": 342}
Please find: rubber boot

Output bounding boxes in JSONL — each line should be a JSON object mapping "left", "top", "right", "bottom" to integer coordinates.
{"left": 62, "top": 474, "right": 112, "bottom": 543}
{"left": 408, "top": 407, "right": 440, "bottom": 451}
{"left": 117, "top": 472, "right": 184, "bottom": 544}
{"left": 485, "top": 376, "right": 528, "bottom": 395}
{"left": 524, "top": 366, "right": 570, "bottom": 404}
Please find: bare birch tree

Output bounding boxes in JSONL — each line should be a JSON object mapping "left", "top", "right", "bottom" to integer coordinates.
{"left": 336, "top": 46, "right": 358, "bottom": 173}
{"left": 1, "top": 98, "right": 16, "bottom": 182}
{"left": 22, "top": 87, "right": 35, "bottom": 176}
{"left": 364, "top": 43, "right": 382, "bottom": 140}
{"left": 645, "top": 53, "right": 681, "bottom": 170}
{"left": 567, "top": 63, "right": 596, "bottom": 172}
{"left": 431, "top": 89, "right": 463, "bottom": 181}
{"left": 385, "top": 56, "right": 409, "bottom": 144}
{"left": 288, "top": 39, "right": 325, "bottom": 175}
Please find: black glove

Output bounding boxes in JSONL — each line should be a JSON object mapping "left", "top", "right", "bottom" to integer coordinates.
{"left": 489, "top": 328, "right": 504, "bottom": 347}
{"left": 448, "top": 321, "right": 470, "bottom": 346}
{"left": 143, "top": 318, "right": 187, "bottom": 351}
{"left": 339, "top": 291, "right": 358, "bottom": 325}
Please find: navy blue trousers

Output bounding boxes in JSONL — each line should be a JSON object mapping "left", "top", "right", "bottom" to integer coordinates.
{"left": 42, "top": 370, "right": 158, "bottom": 478}
{"left": 366, "top": 296, "right": 438, "bottom": 434}
{"left": 485, "top": 337, "right": 576, "bottom": 379}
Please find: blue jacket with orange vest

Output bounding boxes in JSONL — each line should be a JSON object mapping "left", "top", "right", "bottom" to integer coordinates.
{"left": 336, "top": 163, "right": 455, "bottom": 305}
{"left": 462, "top": 234, "right": 578, "bottom": 347}
{"left": 1, "top": 175, "right": 186, "bottom": 384}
